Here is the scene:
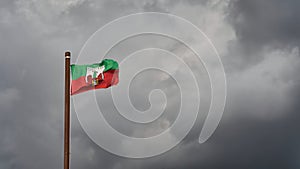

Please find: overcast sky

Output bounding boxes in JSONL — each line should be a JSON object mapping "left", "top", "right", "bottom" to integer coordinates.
{"left": 1, "top": 0, "right": 300, "bottom": 169}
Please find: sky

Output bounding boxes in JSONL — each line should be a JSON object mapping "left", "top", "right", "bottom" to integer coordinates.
{"left": 0, "top": 0, "right": 300, "bottom": 169}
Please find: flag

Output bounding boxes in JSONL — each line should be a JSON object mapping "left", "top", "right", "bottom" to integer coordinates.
{"left": 71, "top": 59, "right": 119, "bottom": 95}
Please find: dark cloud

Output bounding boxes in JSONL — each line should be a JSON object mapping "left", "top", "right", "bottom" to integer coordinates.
{"left": 228, "top": 0, "right": 300, "bottom": 47}
{"left": 0, "top": 0, "right": 300, "bottom": 169}
{"left": 225, "top": 0, "right": 300, "bottom": 69}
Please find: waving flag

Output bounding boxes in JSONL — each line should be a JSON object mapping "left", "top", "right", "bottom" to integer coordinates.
{"left": 70, "top": 59, "right": 119, "bottom": 95}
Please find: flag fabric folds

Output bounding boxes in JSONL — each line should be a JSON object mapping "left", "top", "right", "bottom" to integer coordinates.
{"left": 70, "top": 59, "right": 119, "bottom": 95}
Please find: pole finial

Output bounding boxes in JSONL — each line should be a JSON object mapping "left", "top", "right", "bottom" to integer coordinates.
{"left": 65, "top": 51, "right": 71, "bottom": 58}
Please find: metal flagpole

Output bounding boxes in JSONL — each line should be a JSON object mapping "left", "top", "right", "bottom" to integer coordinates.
{"left": 64, "top": 51, "right": 71, "bottom": 169}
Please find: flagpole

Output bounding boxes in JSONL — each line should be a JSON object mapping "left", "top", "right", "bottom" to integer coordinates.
{"left": 64, "top": 51, "right": 71, "bottom": 169}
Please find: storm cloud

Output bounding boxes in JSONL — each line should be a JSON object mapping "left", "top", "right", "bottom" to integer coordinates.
{"left": 0, "top": 0, "right": 299, "bottom": 169}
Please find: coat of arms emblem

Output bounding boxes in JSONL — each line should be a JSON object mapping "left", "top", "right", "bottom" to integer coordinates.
{"left": 85, "top": 66, "right": 105, "bottom": 86}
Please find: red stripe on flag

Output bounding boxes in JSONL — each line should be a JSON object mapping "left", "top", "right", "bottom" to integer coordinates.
{"left": 71, "top": 69, "right": 119, "bottom": 95}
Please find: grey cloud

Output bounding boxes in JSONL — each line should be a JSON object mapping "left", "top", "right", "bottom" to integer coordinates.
{"left": 0, "top": 0, "right": 300, "bottom": 169}
{"left": 225, "top": 0, "right": 300, "bottom": 69}
{"left": 228, "top": 0, "right": 300, "bottom": 47}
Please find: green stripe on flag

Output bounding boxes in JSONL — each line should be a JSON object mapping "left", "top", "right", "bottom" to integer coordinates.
{"left": 71, "top": 59, "right": 118, "bottom": 80}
